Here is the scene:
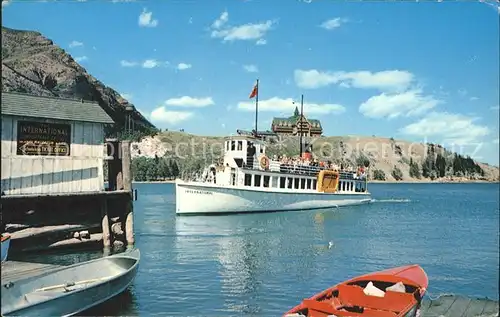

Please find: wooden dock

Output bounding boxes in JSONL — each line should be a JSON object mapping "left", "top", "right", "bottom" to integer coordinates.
{"left": 421, "top": 295, "right": 499, "bottom": 317}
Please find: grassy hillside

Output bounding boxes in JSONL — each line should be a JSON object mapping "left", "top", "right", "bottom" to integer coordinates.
{"left": 130, "top": 131, "right": 499, "bottom": 182}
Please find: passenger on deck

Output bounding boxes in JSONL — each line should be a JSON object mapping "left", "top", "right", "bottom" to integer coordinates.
{"left": 246, "top": 142, "right": 256, "bottom": 168}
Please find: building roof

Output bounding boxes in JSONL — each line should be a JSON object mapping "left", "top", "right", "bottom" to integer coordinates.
{"left": 1, "top": 92, "right": 115, "bottom": 124}
{"left": 272, "top": 107, "right": 322, "bottom": 129}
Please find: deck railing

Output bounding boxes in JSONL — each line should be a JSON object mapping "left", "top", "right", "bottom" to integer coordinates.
{"left": 244, "top": 158, "right": 367, "bottom": 180}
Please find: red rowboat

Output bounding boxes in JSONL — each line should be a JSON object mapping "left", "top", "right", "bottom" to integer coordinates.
{"left": 284, "top": 265, "right": 428, "bottom": 317}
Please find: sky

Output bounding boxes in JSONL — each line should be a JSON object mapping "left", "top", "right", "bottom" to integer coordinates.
{"left": 2, "top": 0, "right": 500, "bottom": 165}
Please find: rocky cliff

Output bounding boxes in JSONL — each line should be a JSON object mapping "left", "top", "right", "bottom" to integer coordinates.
{"left": 1, "top": 26, "right": 155, "bottom": 134}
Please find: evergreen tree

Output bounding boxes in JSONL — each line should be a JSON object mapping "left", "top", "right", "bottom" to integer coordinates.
{"left": 409, "top": 157, "right": 421, "bottom": 179}
{"left": 435, "top": 153, "right": 446, "bottom": 178}
{"left": 391, "top": 165, "right": 403, "bottom": 181}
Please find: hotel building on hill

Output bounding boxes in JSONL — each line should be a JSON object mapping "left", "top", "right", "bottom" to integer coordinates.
{"left": 271, "top": 107, "right": 323, "bottom": 137}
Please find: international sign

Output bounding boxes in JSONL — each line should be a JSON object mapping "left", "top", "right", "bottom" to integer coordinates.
{"left": 17, "top": 121, "right": 71, "bottom": 156}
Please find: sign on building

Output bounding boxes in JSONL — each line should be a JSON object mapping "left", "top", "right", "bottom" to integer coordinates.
{"left": 16, "top": 121, "right": 71, "bottom": 156}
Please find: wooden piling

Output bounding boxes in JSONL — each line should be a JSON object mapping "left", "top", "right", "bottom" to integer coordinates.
{"left": 124, "top": 202, "right": 134, "bottom": 245}
{"left": 121, "top": 140, "right": 132, "bottom": 192}
{"left": 101, "top": 198, "right": 112, "bottom": 249}
{"left": 121, "top": 140, "right": 134, "bottom": 246}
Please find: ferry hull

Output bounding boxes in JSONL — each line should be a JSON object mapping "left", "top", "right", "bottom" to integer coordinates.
{"left": 175, "top": 179, "right": 371, "bottom": 215}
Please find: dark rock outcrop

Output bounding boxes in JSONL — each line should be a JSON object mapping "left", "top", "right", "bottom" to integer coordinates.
{"left": 1, "top": 26, "right": 155, "bottom": 135}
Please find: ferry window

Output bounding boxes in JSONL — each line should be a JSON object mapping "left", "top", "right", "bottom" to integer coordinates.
{"left": 287, "top": 178, "right": 293, "bottom": 189}
{"left": 271, "top": 176, "right": 278, "bottom": 188}
{"left": 294, "top": 178, "right": 299, "bottom": 189}
{"left": 231, "top": 141, "right": 235, "bottom": 151}
{"left": 280, "top": 177, "right": 286, "bottom": 188}
{"left": 300, "top": 178, "right": 306, "bottom": 189}
{"left": 263, "top": 175, "right": 270, "bottom": 187}
{"left": 226, "top": 141, "right": 229, "bottom": 151}
{"left": 312, "top": 179, "right": 317, "bottom": 190}
{"left": 260, "top": 147, "right": 263, "bottom": 153}
{"left": 244, "top": 174, "right": 252, "bottom": 186}
{"left": 254, "top": 174, "right": 261, "bottom": 187}
{"left": 237, "top": 141, "right": 242, "bottom": 151}
{"left": 306, "top": 179, "right": 311, "bottom": 189}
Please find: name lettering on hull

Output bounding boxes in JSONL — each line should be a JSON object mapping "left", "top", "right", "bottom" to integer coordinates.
{"left": 185, "top": 189, "right": 213, "bottom": 195}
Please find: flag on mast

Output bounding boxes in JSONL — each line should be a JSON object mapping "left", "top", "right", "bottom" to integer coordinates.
{"left": 249, "top": 80, "right": 258, "bottom": 99}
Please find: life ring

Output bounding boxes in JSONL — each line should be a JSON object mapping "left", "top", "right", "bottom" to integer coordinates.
{"left": 259, "top": 155, "right": 270, "bottom": 170}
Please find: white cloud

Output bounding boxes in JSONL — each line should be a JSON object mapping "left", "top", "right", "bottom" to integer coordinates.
{"left": 212, "top": 11, "right": 228, "bottom": 29}
{"left": 165, "top": 96, "right": 214, "bottom": 107}
{"left": 138, "top": 8, "right": 158, "bottom": 27}
{"left": 243, "top": 64, "right": 258, "bottom": 73}
{"left": 120, "top": 60, "right": 137, "bottom": 67}
{"left": 150, "top": 107, "right": 193, "bottom": 125}
{"left": 177, "top": 63, "right": 192, "bottom": 70}
{"left": 120, "top": 59, "right": 167, "bottom": 68}
{"left": 359, "top": 89, "right": 441, "bottom": 119}
{"left": 493, "top": 138, "right": 499, "bottom": 144}
{"left": 490, "top": 105, "right": 500, "bottom": 111}
{"left": 237, "top": 97, "right": 345, "bottom": 115}
{"left": 400, "top": 112, "right": 490, "bottom": 145}
{"left": 142, "top": 59, "right": 164, "bottom": 68}
{"left": 209, "top": 10, "right": 275, "bottom": 45}
{"left": 69, "top": 40, "right": 83, "bottom": 48}
{"left": 319, "top": 17, "right": 348, "bottom": 30}
{"left": 74, "top": 56, "right": 88, "bottom": 62}
{"left": 469, "top": 96, "right": 479, "bottom": 101}
{"left": 294, "top": 69, "right": 414, "bottom": 92}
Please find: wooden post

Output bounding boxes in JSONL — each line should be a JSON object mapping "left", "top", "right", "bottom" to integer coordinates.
{"left": 121, "top": 140, "right": 132, "bottom": 192}
{"left": 101, "top": 198, "right": 112, "bottom": 249}
{"left": 124, "top": 201, "right": 134, "bottom": 245}
{"left": 121, "top": 140, "right": 134, "bottom": 245}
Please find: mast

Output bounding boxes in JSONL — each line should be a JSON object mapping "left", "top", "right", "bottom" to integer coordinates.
{"left": 299, "top": 94, "right": 304, "bottom": 157}
{"left": 254, "top": 79, "right": 259, "bottom": 137}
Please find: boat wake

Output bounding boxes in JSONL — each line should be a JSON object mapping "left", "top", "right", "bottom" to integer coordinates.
{"left": 371, "top": 198, "right": 411, "bottom": 203}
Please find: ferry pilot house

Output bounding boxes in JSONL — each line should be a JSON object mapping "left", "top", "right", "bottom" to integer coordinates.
{"left": 222, "top": 137, "right": 368, "bottom": 194}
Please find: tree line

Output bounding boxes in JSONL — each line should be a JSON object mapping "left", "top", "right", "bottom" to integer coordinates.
{"left": 129, "top": 155, "right": 216, "bottom": 182}
{"left": 372, "top": 144, "right": 485, "bottom": 181}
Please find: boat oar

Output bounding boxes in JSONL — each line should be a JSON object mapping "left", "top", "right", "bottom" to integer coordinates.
{"left": 33, "top": 277, "right": 109, "bottom": 292}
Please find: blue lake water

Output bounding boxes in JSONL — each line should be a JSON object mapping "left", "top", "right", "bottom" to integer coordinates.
{"left": 14, "top": 183, "right": 500, "bottom": 316}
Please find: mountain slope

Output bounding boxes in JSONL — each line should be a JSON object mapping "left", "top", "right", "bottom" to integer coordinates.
{"left": 1, "top": 26, "right": 155, "bottom": 134}
{"left": 130, "top": 132, "right": 499, "bottom": 182}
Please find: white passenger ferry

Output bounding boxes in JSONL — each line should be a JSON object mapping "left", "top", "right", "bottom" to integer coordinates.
{"left": 175, "top": 134, "right": 372, "bottom": 215}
